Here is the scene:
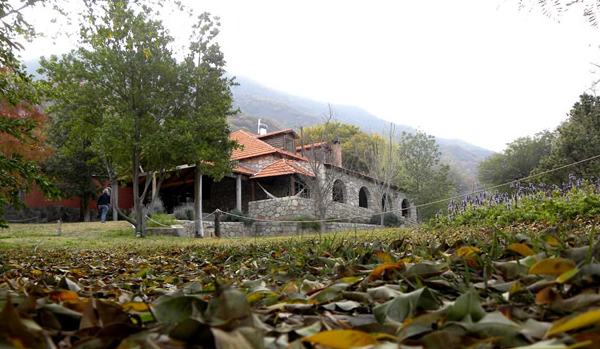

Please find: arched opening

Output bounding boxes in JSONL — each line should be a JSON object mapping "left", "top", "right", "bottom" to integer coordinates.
{"left": 359, "top": 187, "right": 369, "bottom": 208}
{"left": 401, "top": 199, "right": 409, "bottom": 217}
{"left": 332, "top": 179, "right": 345, "bottom": 203}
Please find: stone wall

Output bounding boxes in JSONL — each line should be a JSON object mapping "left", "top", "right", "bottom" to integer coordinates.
{"left": 248, "top": 196, "right": 377, "bottom": 224}
{"left": 251, "top": 221, "right": 382, "bottom": 237}
{"left": 249, "top": 196, "right": 314, "bottom": 220}
{"left": 181, "top": 221, "right": 246, "bottom": 238}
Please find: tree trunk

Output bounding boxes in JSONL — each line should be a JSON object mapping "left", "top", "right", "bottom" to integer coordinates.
{"left": 111, "top": 180, "right": 118, "bottom": 221}
{"left": 132, "top": 148, "right": 144, "bottom": 237}
{"left": 194, "top": 166, "right": 203, "bottom": 237}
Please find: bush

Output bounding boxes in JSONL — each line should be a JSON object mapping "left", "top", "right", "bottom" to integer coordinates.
{"left": 221, "top": 209, "right": 254, "bottom": 226}
{"left": 430, "top": 177, "right": 600, "bottom": 229}
{"left": 147, "top": 197, "right": 165, "bottom": 216}
{"left": 369, "top": 212, "right": 400, "bottom": 227}
{"left": 146, "top": 213, "right": 177, "bottom": 227}
{"left": 295, "top": 216, "right": 321, "bottom": 232}
{"left": 173, "top": 203, "right": 194, "bottom": 221}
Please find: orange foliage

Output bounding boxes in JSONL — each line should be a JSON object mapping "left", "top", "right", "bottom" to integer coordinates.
{"left": 0, "top": 99, "right": 53, "bottom": 162}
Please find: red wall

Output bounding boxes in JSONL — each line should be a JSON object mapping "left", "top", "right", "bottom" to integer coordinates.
{"left": 25, "top": 185, "right": 134, "bottom": 211}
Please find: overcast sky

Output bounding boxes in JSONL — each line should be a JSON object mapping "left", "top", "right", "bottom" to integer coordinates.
{"left": 19, "top": 0, "right": 600, "bottom": 152}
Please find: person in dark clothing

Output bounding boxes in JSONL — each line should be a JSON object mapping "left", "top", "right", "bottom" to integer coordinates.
{"left": 97, "top": 188, "right": 111, "bottom": 223}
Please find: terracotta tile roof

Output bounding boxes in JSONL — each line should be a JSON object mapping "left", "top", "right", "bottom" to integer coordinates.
{"left": 296, "top": 141, "right": 328, "bottom": 151}
{"left": 252, "top": 159, "right": 315, "bottom": 179}
{"left": 230, "top": 130, "right": 308, "bottom": 162}
{"left": 230, "top": 130, "right": 278, "bottom": 160}
{"left": 233, "top": 164, "right": 256, "bottom": 175}
{"left": 256, "top": 128, "right": 299, "bottom": 139}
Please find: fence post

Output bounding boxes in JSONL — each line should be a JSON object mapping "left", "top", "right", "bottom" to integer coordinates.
{"left": 214, "top": 210, "right": 221, "bottom": 238}
{"left": 57, "top": 220, "right": 62, "bottom": 236}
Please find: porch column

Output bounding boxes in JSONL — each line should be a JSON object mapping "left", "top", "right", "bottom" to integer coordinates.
{"left": 194, "top": 167, "right": 203, "bottom": 237}
{"left": 236, "top": 174, "right": 242, "bottom": 212}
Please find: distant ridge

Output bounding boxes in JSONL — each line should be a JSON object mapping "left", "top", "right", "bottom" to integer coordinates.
{"left": 230, "top": 75, "right": 494, "bottom": 183}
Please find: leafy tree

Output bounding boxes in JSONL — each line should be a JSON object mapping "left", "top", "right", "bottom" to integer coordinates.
{"left": 397, "top": 131, "right": 453, "bottom": 222}
{"left": 302, "top": 121, "right": 361, "bottom": 145}
{"left": 535, "top": 94, "right": 600, "bottom": 183}
{"left": 478, "top": 131, "right": 554, "bottom": 189}
{"left": 0, "top": 1, "right": 58, "bottom": 227}
{"left": 39, "top": 1, "right": 237, "bottom": 236}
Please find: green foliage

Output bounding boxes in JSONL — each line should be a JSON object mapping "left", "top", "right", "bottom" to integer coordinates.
{"left": 173, "top": 204, "right": 195, "bottom": 221}
{"left": 369, "top": 212, "right": 400, "bottom": 226}
{"left": 294, "top": 216, "right": 321, "bottom": 232}
{"left": 535, "top": 94, "right": 600, "bottom": 184}
{"left": 478, "top": 131, "right": 554, "bottom": 188}
{"left": 38, "top": 2, "right": 237, "bottom": 236}
{"left": 221, "top": 209, "right": 254, "bottom": 227}
{"left": 146, "top": 213, "right": 177, "bottom": 227}
{"left": 397, "top": 131, "right": 454, "bottom": 221}
{"left": 431, "top": 178, "right": 600, "bottom": 228}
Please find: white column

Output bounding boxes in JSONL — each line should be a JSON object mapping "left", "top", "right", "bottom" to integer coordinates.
{"left": 236, "top": 174, "right": 242, "bottom": 212}
{"left": 194, "top": 168, "right": 203, "bottom": 237}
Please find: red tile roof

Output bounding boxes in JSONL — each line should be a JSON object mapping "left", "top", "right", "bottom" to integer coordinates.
{"left": 233, "top": 165, "right": 256, "bottom": 175}
{"left": 230, "top": 130, "right": 308, "bottom": 162}
{"left": 252, "top": 159, "right": 314, "bottom": 179}
{"left": 296, "top": 141, "right": 328, "bottom": 151}
{"left": 256, "top": 128, "right": 299, "bottom": 139}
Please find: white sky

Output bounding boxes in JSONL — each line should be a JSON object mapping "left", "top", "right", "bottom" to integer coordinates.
{"left": 19, "top": 0, "right": 600, "bottom": 152}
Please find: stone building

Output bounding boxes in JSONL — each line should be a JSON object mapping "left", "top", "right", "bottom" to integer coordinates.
{"left": 157, "top": 128, "right": 415, "bottom": 229}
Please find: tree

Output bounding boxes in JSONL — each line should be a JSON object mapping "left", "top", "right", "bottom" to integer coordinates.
{"left": 355, "top": 124, "right": 401, "bottom": 225}
{"left": 299, "top": 109, "right": 352, "bottom": 233}
{"left": 397, "top": 131, "right": 453, "bottom": 222}
{"left": 39, "top": 1, "right": 237, "bottom": 236}
{"left": 535, "top": 94, "right": 600, "bottom": 183}
{"left": 478, "top": 131, "right": 554, "bottom": 188}
{"left": 0, "top": 1, "right": 59, "bottom": 227}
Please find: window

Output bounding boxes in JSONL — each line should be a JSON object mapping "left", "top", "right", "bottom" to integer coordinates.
{"left": 332, "top": 179, "right": 345, "bottom": 203}
{"left": 294, "top": 180, "right": 310, "bottom": 198}
{"left": 285, "top": 137, "right": 295, "bottom": 153}
{"left": 359, "top": 187, "right": 369, "bottom": 208}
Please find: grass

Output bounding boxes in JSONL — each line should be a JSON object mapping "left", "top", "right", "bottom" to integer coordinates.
{"left": 0, "top": 220, "right": 406, "bottom": 250}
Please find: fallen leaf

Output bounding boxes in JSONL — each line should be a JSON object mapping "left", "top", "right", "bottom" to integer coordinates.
{"left": 302, "top": 329, "right": 378, "bottom": 348}
{"left": 529, "top": 258, "right": 576, "bottom": 277}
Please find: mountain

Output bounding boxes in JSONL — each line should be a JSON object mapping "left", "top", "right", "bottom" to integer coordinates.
{"left": 230, "top": 75, "right": 494, "bottom": 183}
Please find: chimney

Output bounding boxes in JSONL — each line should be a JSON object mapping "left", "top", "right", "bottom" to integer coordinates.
{"left": 331, "top": 139, "right": 342, "bottom": 167}
{"left": 257, "top": 119, "right": 268, "bottom": 135}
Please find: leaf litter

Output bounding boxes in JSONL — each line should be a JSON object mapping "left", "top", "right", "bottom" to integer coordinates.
{"left": 1, "top": 219, "right": 600, "bottom": 348}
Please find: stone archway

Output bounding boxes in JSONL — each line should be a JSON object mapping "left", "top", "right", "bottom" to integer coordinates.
{"left": 332, "top": 179, "right": 346, "bottom": 203}
{"left": 401, "top": 198, "right": 409, "bottom": 217}
{"left": 359, "top": 187, "right": 369, "bottom": 208}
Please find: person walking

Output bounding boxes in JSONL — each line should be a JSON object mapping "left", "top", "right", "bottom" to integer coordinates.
{"left": 97, "top": 188, "right": 111, "bottom": 223}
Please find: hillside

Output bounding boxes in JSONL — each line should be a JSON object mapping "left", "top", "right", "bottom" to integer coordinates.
{"left": 230, "top": 75, "right": 494, "bottom": 182}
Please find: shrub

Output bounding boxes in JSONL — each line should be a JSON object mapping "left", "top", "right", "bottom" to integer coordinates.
{"left": 147, "top": 197, "right": 165, "bottom": 216}
{"left": 220, "top": 209, "right": 254, "bottom": 226}
{"left": 430, "top": 176, "right": 600, "bottom": 229}
{"left": 369, "top": 212, "right": 400, "bottom": 227}
{"left": 294, "top": 216, "right": 321, "bottom": 232}
{"left": 146, "top": 213, "right": 177, "bottom": 227}
{"left": 173, "top": 203, "right": 195, "bottom": 221}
